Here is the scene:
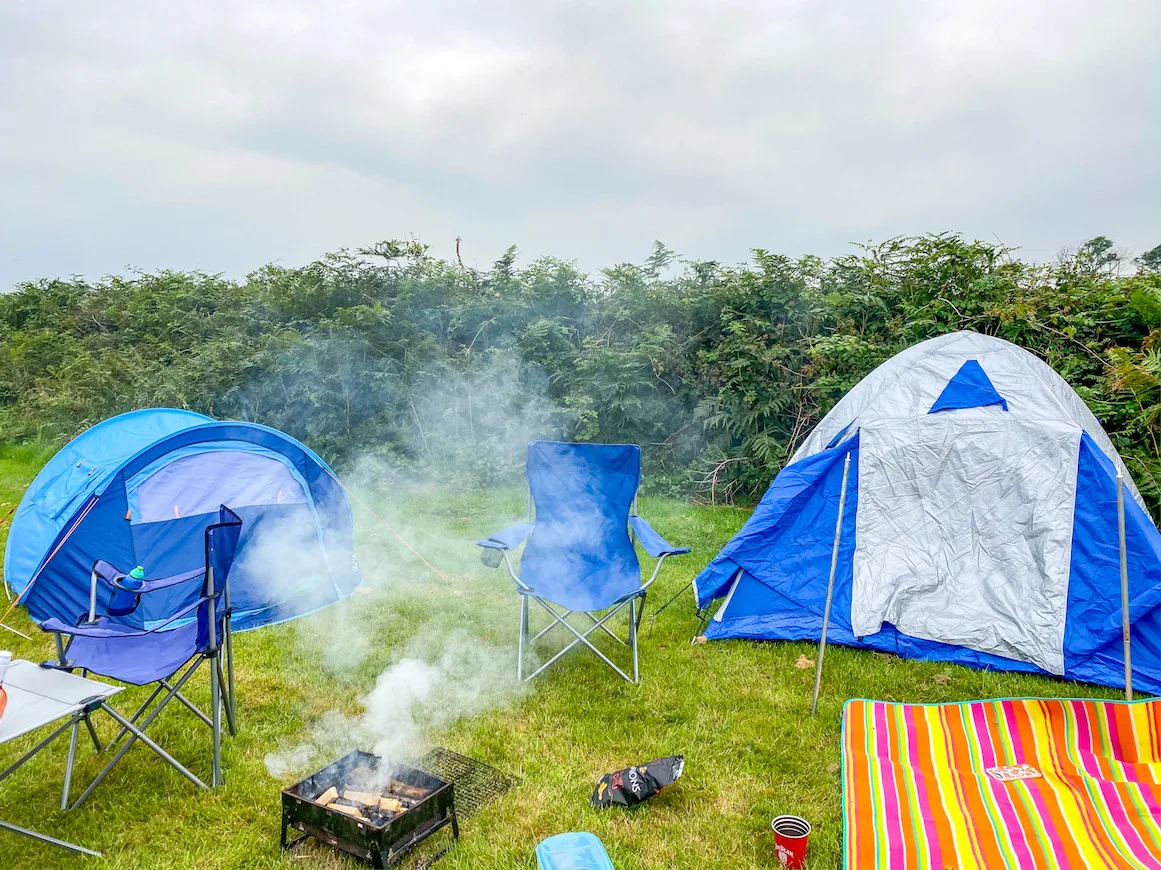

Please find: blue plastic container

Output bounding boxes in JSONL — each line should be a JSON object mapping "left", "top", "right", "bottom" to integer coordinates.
{"left": 535, "top": 832, "right": 615, "bottom": 870}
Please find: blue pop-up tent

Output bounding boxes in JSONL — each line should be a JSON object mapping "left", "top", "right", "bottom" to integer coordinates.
{"left": 695, "top": 332, "right": 1161, "bottom": 693}
{"left": 4, "top": 409, "right": 362, "bottom": 632}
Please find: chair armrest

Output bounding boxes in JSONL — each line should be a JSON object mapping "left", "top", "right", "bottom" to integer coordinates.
{"left": 99, "top": 566, "right": 203, "bottom": 594}
{"left": 477, "top": 522, "right": 534, "bottom": 551}
{"left": 91, "top": 561, "right": 205, "bottom": 621}
{"left": 41, "top": 616, "right": 150, "bottom": 639}
{"left": 128, "top": 567, "right": 205, "bottom": 593}
{"left": 41, "top": 596, "right": 206, "bottom": 639}
{"left": 629, "top": 515, "right": 691, "bottom": 558}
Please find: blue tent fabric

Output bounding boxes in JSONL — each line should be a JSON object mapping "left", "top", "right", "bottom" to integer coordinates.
{"left": 694, "top": 435, "right": 859, "bottom": 608}
{"left": 4, "top": 410, "right": 361, "bottom": 632}
{"left": 928, "top": 359, "right": 1008, "bottom": 412}
{"left": 695, "top": 432, "right": 1161, "bottom": 694}
{"left": 5, "top": 408, "right": 212, "bottom": 590}
{"left": 518, "top": 441, "right": 642, "bottom": 612}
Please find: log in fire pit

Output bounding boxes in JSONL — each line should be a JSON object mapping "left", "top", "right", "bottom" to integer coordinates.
{"left": 281, "top": 750, "right": 458, "bottom": 868}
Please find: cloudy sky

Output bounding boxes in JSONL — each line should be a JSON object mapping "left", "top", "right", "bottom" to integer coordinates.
{"left": 1, "top": 1, "right": 1157, "bottom": 289}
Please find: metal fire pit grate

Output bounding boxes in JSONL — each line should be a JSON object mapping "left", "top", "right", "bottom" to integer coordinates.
{"left": 281, "top": 751, "right": 457, "bottom": 868}
{"left": 412, "top": 748, "right": 519, "bottom": 820}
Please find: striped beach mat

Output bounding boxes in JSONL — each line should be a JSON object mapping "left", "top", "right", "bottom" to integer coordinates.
{"left": 842, "top": 697, "right": 1161, "bottom": 869}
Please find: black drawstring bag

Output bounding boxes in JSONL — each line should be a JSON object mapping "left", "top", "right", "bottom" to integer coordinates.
{"left": 591, "top": 756, "right": 684, "bottom": 808}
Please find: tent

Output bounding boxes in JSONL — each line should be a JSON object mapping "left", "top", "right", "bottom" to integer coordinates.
{"left": 5, "top": 409, "right": 362, "bottom": 632}
{"left": 695, "top": 331, "right": 1161, "bottom": 693}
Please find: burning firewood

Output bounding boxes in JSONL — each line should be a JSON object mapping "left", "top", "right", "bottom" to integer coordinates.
{"left": 316, "top": 786, "right": 339, "bottom": 807}
{"left": 378, "top": 796, "right": 404, "bottom": 814}
{"left": 388, "top": 781, "right": 428, "bottom": 800}
{"left": 329, "top": 803, "right": 365, "bottom": 820}
{"left": 342, "top": 790, "right": 381, "bottom": 807}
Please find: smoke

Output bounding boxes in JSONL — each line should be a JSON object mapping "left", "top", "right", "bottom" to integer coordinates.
{"left": 380, "top": 349, "right": 569, "bottom": 489}
{"left": 364, "top": 629, "right": 519, "bottom": 760}
{"left": 258, "top": 350, "right": 549, "bottom": 781}
{"left": 263, "top": 629, "right": 523, "bottom": 780}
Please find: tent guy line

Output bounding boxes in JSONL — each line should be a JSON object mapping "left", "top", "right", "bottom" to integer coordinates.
{"left": 0, "top": 495, "right": 99, "bottom": 640}
{"left": 319, "top": 469, "right": 452, "bottom": 588}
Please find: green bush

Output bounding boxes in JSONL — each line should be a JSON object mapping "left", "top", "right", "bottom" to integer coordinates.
{"left": 1, "top": 234, "right": 1157, "bottom": 514}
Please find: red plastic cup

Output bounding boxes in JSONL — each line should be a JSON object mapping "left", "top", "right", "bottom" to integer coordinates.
{"left": 772, "top": 815, "right": 811, "bottom": 869}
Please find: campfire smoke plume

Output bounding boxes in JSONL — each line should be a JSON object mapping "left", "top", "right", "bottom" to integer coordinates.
{"left": 258, "top": 341, "right": 576, "bottom": 781}
{"left": 264, "top": 628, "right": 521, "bottom": 780}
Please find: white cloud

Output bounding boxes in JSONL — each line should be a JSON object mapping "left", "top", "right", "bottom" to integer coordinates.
{"left": 1, "top": 0, "right": 1157, "bottom": 287}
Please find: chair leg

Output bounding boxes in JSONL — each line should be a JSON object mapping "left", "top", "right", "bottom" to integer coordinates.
{"left": 525, "top": 598, "right": 636, "bottom": 683}
{"left": 217, "top": 657, "right": 236, "bottom": 737}
{"left": 71, "top": 666, "right": 208, "bottom": 809}
{"left": 517, "top": 595, "right": 529, "bottom": 681}
{"left": 170, "top": 688, "right": 214, "bottom": 728}
{"left": 106, "top": 657, "right": 202, "bottom": 748}
{"left": 225, "top": 619, "right": 237, "bottom": 733}
{"left": 584, "top": 612, "right": 628, "bottom": 646}
{"left": 530, "top": 610, "right": 569, "bottom": 643}
{"left": 630, "top": 599, "right": 639, "bottom": 684}
{"left": 211, "top": 654, "right": 223, "bottom": 788}
{"left": 107, "top": 682, "right": 168, "bottom": 749}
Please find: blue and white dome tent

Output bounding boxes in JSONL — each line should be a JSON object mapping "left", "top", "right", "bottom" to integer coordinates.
{"left": 695, "top": 331, "right": 1161, "bottom": 692}
{"left": 4, "top": 409, "right": 362, "bottom": 632}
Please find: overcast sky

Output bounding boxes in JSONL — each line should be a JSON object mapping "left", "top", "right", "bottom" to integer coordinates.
{"left": 1, "top": 1, "right": 1157, "bottom": 289}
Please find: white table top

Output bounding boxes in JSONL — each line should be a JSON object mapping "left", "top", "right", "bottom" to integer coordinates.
{"left": 0, "top": 660, "right": 121, "bottom": 744}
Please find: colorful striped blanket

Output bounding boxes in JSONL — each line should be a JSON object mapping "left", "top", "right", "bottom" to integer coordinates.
{"left": 843, "top": 697, "right": 1161, "bottom": 869}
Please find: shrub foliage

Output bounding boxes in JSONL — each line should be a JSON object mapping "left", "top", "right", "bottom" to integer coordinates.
{"left": 2, "top": 235, "right": 1157, "bottom": 512}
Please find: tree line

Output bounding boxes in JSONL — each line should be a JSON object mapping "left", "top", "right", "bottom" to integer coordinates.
{"left": 2, "top": 234, "right": 1158, "bottom": 512}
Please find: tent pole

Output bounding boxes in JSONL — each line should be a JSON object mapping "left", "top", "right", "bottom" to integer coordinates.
{"left": 811, "top": 452, "right": 852, "bottom": 718}
{"left": 1117, "top": 472, "right": 1132, "bottom": 701}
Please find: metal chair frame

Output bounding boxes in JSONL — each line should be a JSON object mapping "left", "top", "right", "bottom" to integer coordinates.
{"left": 501, "top": 546, "right": 673, "bottom": 683}
{"left": 482, "top": 477, "right": 688, "bottom": 684}
{"left": 44, "top": 506, "right": 242, "bottom": 806}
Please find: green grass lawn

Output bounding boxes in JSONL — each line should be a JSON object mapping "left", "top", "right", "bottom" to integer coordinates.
{"left": 0, "top": 444, "right": 1124, "bottom": 869}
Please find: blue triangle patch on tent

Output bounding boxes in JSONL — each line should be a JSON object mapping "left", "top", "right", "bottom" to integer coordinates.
{"left": 929, "top": 359, "right": 1008, "bottom": 413}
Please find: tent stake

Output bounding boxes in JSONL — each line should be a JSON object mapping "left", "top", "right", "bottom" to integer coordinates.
{"left": 812, "top": 452, "right": 851, "bottom": 718}
{"left": 1117, "top": 472, "right": 1132, "bottom": 701}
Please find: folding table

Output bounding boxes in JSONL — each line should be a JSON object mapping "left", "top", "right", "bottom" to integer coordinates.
{"left": 0, "top": 659, "right": 187, "bottom": 857}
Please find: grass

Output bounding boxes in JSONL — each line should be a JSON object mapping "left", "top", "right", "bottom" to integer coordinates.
{"left": 0, "top": 444, "right": 1125, "bottom": 869}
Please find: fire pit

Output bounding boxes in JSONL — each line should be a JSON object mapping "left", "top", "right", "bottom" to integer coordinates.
{"left": 281, "top": 750, "right": 458, "bottom": 868}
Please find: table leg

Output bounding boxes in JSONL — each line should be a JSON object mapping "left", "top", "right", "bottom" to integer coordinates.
{"left": 0, "top": 819, "right": 102, "bottom": 857}
{"left": 83, "top": 711, "right": 103, "bottom": 752}
{"left": 1, "top": 711, "right": 102, "bottom": 858}
{"left": 62, "top": 720, "right": 80, "bottom": 809}
{"left": 0, "top": 716, "right": 78, "bottom": 781}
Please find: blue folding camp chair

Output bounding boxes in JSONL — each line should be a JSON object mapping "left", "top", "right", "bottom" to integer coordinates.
{"left": 477, "top": 442, "right": 689, "bottom": 683}
{"left": 39, "top": 505, "right": 243, "bottom": 806}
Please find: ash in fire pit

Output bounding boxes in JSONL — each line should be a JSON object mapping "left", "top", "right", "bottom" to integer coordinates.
{"left": 281, "top": 750, "right": 458, "bottom": 868}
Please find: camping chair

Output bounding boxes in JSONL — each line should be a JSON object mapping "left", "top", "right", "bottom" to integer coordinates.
{"left": 477, "top": 442, "right": 689, "bottom": 683}
{"left": 39, "top": 505, "right": 243, "bottom": 806}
